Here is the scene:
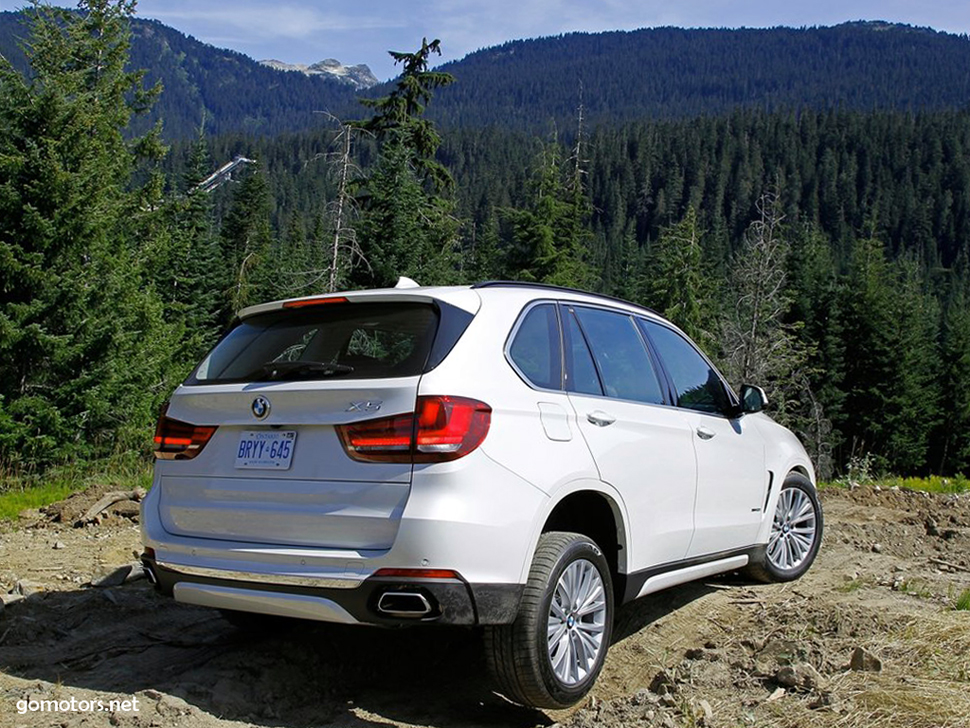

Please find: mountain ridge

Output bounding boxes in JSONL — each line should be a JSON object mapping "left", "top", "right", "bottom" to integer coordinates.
{"left": 258, "top": 58, "right": 379, "bottom": 89}
{"left": 3, "top": 13, "right": 970, "bottom": 139}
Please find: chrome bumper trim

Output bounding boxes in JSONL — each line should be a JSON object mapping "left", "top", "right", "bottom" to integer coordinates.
{"left": 156, "top": 561, "right": 364, "bottom": 589}
{"left": 173, "top": 583, "right": 359, "bottom": 624}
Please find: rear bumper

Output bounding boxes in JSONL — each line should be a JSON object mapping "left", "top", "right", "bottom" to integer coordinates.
{"left": 143, "top": 555, "right": 522, "bottom": 626}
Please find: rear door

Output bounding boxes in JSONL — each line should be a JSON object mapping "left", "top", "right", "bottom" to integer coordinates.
{"left": 563, "top": 304, "right": 697, "bottom": 570}
{"left": 156, "top": 300, "right": 444, "bottom": 551}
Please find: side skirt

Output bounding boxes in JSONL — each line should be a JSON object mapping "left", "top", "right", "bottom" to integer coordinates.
{"left": 622, "top": 546, "right": 765, "bottom": 604}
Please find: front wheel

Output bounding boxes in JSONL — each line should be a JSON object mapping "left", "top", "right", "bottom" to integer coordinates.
{"left": 485, "top": 531, "right": 614, "bottom": 708}
{"left": 747, "top": 472, "right": 823, "bottom": 582}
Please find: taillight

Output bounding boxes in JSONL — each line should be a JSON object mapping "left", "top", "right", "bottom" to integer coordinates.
{"left": 153, "top": 404, "right": 217, "bottom": 460}
{"left": 337, "top": 395, "right": 491, "bottom": 463}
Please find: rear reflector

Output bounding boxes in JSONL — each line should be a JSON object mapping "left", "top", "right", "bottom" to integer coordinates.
{"left": 373, "top": 568, "right": 460, "bottom": 579}
{"left": 153, "top": 404, "right": 217, "bottom": 460}
{"left": 337, "top": 395, "right": 491, "bottom": 463}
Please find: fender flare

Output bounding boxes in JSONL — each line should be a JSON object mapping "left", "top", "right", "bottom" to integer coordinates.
{"left": 517, "top": 477, "right": 632, "bottom": 584}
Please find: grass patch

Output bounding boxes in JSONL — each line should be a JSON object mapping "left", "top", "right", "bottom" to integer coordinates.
{"left": 0, "top": 453, "right": 152, "bottom": 522}
{"left": 956, "top": 588, "right": 970, "bottom": 612}
{"left": 838, "top": 577, "right": 869, "bottom": 593}
{"left": 880, "top": 475, "right": 970, "bottom": 494}
{"left": 822, "top": 474, "right": 970, "bottom": 494}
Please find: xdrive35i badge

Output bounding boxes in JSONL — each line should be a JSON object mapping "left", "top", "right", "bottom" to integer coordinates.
{"left": 347, "top": 401, "right": 382, "bottom": 413}
{"left": 251, "top": 396, "right": 271, "bottom": 419}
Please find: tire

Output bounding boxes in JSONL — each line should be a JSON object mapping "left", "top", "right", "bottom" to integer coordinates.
{"left": 746, "top": 472, "right": 823, "bottom": 583}
{"left": 485, "top": 531, "right": 614, "bottom": 709}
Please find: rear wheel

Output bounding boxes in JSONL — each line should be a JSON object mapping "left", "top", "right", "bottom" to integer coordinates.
{"left": 485, "top": 532, "right": 613, "bottom": 708}
{"left": 747, "top": 472, "right": 823, "bottom": 582}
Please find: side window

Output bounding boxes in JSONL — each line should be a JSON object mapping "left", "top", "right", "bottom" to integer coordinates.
{"left": 642, "top": 320, "right": 732, "bottom": 415}
{"left": 508, "top": 304, "right": 562, "bottom": 390}
{"left": 563, "top": 308, "right": 603, "bottom": 396}
{"left": 573, "top": 307, "right": 665, "bottom": 405}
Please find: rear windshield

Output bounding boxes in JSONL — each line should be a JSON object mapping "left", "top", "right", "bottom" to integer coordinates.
{"left": 186, "top": 302, "right": 439, "bottom": 384}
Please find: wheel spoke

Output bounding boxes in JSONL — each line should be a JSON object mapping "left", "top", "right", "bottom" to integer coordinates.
{"left": 547, "top": 557, "right": 608, "bottom": 685}
{"left": 766, "top": 486, "right": 819, "bottom": 572}
{"left": 548, "top": 620, "right": 568, "bottom": 648}
{"left": 550, "top": 595, "right": 568, "bottom": 621}
{"left": 576, "top": 583, "right": 605, "bottom": 616}
{"left": 790, "top": 531, "right": 812, "bottom": 557}
{"left": 793, "top": 497, "right": 815, "bottom": 522}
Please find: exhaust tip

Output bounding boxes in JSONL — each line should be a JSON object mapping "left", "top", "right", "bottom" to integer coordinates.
{"left": 376, "top": 590, "right": 433, "bottom": 617}
{"left": 143, "top": 563, "right": 159, "bottom": 586}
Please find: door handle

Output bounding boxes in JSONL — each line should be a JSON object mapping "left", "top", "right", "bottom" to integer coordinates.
{"left": 587, "top": 411, "right": 616, "bottom": 427}
{"left": 696, "top": 426, "right": 716, "bottom": 440}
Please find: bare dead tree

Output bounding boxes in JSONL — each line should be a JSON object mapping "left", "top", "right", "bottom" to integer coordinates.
{"left": 323, "top": 121, "right": 368, "bottom": 291}
{"left": 284, "top": 114, "right": 370, "bottom": 294}
{"left": 721, "top": 193, "right": 826, "bottom": 426}
{"left": 722, "top": 192, "right": 798, "bottom": 384}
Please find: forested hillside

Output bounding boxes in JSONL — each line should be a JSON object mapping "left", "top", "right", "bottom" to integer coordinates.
{"left": 3, "top": 2, "right": 970, "bottom": 484}
{"left": 431, "top": 23, "right": 970, "bottom": 129}
{"left": 155, "top": 108, "right": 970, "bottom": 477}
{"left": 5, "top": 13, "right": 970, "bottom": 139}
{"left": 0, "top": 11, "right": 359, "bottom": 139}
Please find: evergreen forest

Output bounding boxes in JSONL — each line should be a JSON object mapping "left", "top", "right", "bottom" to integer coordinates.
{"left": 3, "top": 1, "right": 970, "bottom": 484}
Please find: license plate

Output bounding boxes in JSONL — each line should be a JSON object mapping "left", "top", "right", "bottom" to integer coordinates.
{"left": 235, "top": 431, "right": 297, "bottom": 470}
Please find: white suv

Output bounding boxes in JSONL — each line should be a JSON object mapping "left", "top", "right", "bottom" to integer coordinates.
{"left": 141, "top": 281, "right": 822, "bottom": 708}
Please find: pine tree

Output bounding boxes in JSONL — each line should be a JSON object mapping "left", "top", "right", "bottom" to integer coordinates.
{"left": 353, "top": 39, "right": 459, "bottom": 287}
{"left": 936, "top": 256, "right": 970, "bottom": 473}
{"left": 220, "top": 166, "right": 276, "bottom": 315}
{"left": 0, "top": 0, "right": 178, "bottom": 467}
{"left": 836, "top": 238, "right": 941, "bottom": 472}
{"left": 501, "top": 139, "right": 595, "bottom": 289}
{"left": 645, "top": 206, "right": 719, "bottom": 354}
{"left": 148, "top": 132, "right": 224, "bottom": 361}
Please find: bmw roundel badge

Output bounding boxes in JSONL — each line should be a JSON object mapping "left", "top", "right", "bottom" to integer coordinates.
{"left": 251, "top": 396, "right": 271, "bottom": 420}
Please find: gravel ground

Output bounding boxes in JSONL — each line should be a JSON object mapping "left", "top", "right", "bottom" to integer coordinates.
{"left": 1, "top": 484, "right": 968, "bottom": 728}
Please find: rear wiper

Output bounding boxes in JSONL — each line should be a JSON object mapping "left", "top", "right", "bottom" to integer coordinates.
{"left": 254, "top": 360, "right": 355, "bottom": 381}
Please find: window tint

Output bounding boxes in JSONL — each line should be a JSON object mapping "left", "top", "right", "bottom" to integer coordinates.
{"left": 642, "top": 321, "right": 732, "bottom": 414}
{"left": 189, "top": 303, "right": 438, "bottom": 383}
{"left": 563, "top": 308, "right": 603, "bottom": 396}
{"left": 573, "top": 307, "right": 664, "bottom": 404}
{"left": 509, "top": 304, "right": 562, "bottom": 390}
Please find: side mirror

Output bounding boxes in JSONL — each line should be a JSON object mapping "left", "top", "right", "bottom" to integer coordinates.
{"left": 739, "top": 384, "right": 768, "bottom": 414}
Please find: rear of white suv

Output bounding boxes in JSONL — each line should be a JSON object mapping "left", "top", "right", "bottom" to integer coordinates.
{"left": 141, "top": 281, "right": 822, "bottom": 709}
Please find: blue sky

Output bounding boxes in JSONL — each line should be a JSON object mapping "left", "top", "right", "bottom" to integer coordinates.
{"left": 131, "top": 0, "right": 970, "bottom": 82}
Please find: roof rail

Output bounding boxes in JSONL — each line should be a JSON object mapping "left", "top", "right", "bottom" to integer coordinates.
{"left": 471, "top": 280, "right": 659, "bottom": 316}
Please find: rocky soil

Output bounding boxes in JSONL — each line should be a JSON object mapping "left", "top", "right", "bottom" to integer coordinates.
{"left": 1, "top": 484, "right": 969, "bottom": 728}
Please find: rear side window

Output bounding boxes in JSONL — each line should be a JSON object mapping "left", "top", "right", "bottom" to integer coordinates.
{"left": 573, "top": 307, "right": 665, "bottom": 405}
{"left": 641, "top": 320, "right": 732, "bottom": 415}
{"left": 188, "top": 302, "right": 438, "bottom": 384}
{"left": 508, "top": 304, "right": 562, "bottom": 390}
{"left": 563, "top": 308, "right": 603, "bottom": 396}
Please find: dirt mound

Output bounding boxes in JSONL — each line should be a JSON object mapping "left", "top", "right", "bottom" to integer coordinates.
{"left": 2, "top": 485, "right": 969, "bottom": 728}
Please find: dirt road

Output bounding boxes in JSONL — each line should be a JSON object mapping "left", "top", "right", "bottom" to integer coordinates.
{"left": 1, "top": 485, "right": 968, "bottom": 728}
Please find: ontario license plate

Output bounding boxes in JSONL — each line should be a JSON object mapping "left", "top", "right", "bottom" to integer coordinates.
{"left": 235, "top": 431, "right": 297, "bottom": 470}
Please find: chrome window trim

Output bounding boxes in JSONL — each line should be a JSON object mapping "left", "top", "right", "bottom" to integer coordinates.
{"left": 504, "top": 299, "right": 567, "bottom": 393}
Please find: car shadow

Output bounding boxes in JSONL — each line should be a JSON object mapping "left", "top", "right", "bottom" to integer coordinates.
{"left": 1, "top": 576, "right": 740, "bottom": 726}
{"left": 0, "top": 583, "right": 549, "bottom": 727}
{"left": 611, "top": 579, "right": 720, "bottom": 644}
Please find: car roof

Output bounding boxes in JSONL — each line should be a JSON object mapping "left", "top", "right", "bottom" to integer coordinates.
{"left": 237, "top": 281, "right": 664, "bottom": 325}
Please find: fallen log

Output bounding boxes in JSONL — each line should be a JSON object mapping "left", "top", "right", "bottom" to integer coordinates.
{"left": 77, "top": 488, "right": 147, "bottom": 525}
